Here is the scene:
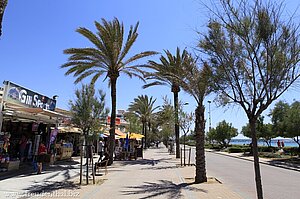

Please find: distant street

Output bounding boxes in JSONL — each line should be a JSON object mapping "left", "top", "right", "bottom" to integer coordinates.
{"left": 185, "top": 146, "right": 300, "bottom": 199}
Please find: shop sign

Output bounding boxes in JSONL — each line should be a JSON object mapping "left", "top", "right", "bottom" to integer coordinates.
{"left": 107, "top": 116, "right": 121, "bottom": 125}
{"left": 3, "top": 81, "right": 56, "bottom": 111}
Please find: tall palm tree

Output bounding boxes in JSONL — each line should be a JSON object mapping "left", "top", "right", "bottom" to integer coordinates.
{"left": 61, "top": 18, "right": 157, "bottom": 165}
{"left": 128, "top": 95, "right": 159, "bottom": 149}
{"left": 0, "top": 0, "right": 8, "bottom": 37}
{"left": 143, "top": 47, "right": 188, "bottom": 158}
{"left": 179, "top": 55, "right": 212, "bottom": 183}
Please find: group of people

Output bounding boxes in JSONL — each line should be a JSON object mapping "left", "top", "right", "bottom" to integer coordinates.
{"left": 18, "top": 135, "right": 47, "bottom": 174}
{"left": 277, "top": 140, "right": 285, "bottom": 148}
{"left": 85, "top": 140, "right": 109, "bottom": 166}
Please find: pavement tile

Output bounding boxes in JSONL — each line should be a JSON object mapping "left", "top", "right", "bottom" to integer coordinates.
{"left": 42, "top": 146, "right": 243, "bottom": 199}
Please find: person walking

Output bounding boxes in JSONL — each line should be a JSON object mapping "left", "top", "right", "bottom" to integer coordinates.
{"left": 98, "top": 141, "right": 104, "bottom": 162}
{"left": 281, "top": 140, "right": 285, "bottom": 148}
{"left": 277, "top": 140, "right": 281, "bottom": 149}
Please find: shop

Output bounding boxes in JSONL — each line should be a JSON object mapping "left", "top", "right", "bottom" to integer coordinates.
{"left": 55, "top": 126, "right": 82, "bottom": 159}
{"left": 114, "top": 132, "right": 144, "bottom": 160}
{"left": 0, "top": 81, "right": 67, "bottom": 172}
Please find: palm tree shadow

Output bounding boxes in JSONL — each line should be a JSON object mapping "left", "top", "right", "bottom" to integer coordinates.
{"left": 25, "top": 180, "right": 80, "bottom": 194}
{"left": 122, "top": 180, "right": 206, "bottom": 199}
{"left": 120, "top": 159, "right": 160, "bottom": 166}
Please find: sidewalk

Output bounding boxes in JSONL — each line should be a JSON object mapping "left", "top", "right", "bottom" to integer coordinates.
{"left": 43, "top": 145, "right": 242, "bottom": 199}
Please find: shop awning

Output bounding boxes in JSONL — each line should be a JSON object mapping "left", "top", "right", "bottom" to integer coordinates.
{"left": 57, "top": 126, "right": 82, "bottom": 134}
{"left": 120, "top": 132, "right": 144, "bottom": 140}
{"left": 2, "top": 102, "right": 68, "bottom": 124}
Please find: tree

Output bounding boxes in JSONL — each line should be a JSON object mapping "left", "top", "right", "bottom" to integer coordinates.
{"left": 61, "top": 18, "right": 157, "bottom": 165}
{"left": 128, "top": 95, "right": 159, "bottom": 148}
{"left": 124, "top": 112, "right": 142, "bottom": 134}
{"left": 156, "top": 96, "right": 175, "bottom": 147}
{"left": 69, "top": 84, "right": 109, "bottom": 184}
{"left": 242, "top": 116, "right": 275, "bottom": 147}
{"left": 144, "top": 47, "right": 188, "bottom": 158}
{"left": 270, "top": 101, "right": 290, "bottom": 134}
{"left": 284, "top": 101, "right": 300, "bottom": 148}
{"left": 179, "top": 55, "right": 212, "bottom": 183}
{"left": 271, "top": 101, "right": 300, "bottom": 148}
{"left": 199, "top": 0, "right": 300, "bottom": 197}
{"left": 179, "top": 109, "right": 194, "bottom": 166}
{"left": 207, "top": 120, "right": 238, "bottom": 148}
{"left": 0, "top": 0, "right": 8, "bottom": 37}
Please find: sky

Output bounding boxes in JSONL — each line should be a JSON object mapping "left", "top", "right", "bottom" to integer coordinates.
{"left": 1, "top": 0, "right": 300, "bottom": 134}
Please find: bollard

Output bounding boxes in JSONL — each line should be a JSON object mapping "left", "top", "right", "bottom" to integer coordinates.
{"left": 188, "top": 147, "right": 191, "bottom": 166}
{"left": 180, "top": 148, "right": 182, "bottom": 166}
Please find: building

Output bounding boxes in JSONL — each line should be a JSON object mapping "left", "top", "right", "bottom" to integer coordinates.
{"left": 0, "top": 81, "right": 67, "bottom": 171}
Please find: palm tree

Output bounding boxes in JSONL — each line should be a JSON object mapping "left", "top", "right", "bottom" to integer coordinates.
{"left": 179, "top": 56, "right": 212, "bottom": 183}
{"left": 61, "top": 18, "right": 157, "bottom": 165}
{"left": 143, "top": 47, "right": 188, "bottom": 158}
{"left": 128, "top": 95, "right": 159, "bottom": 148}
{"left": 0, "top": 0, "right": 8, "bottom": 37}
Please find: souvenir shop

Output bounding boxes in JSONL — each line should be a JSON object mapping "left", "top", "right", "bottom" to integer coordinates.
{"left": 0, "top": 81, "right": 66, "bottom": 172}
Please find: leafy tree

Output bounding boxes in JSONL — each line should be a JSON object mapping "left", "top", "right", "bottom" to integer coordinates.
{"left": 156, "top": 97, "right": 175, "bottom": 147}
{"left": 207, "top": 120, "right": 238, "bottom": 147}
{"left": 179, "top": 110, "right": 194, "bottom": 139}
{"left": 69, "top": 84, "right": 109, "bottom": 184}
{"left": 128, "top": 95, "right": 159, "bottom": 148}
{"left": 284, "top": 101, "right": 300, "bottom": 148}
{"left": 271, "top": 101, "right": 300, "bottom": 148}
{"left": 61, "top": 18, "right": 157, "bottom": 165}
{"left": 198, "top": 0, "right": 300, "bottom": 197}
{"left": 242, "top": 116, "right": 275, "bottom": 147}
{"left": 0, "top": 0, "right": 8, "bottom": 37}
{"left": 270, "top": 101, "right": 289, "bottom": 135}
{"left": 144, "top": 47, "right": 188, "bottom": 158}
{"left": 124, "top": 112, "right": 142, "bottom": 134}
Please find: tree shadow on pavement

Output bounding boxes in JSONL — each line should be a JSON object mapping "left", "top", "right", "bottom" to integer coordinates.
{"left": 25, "top": 180, "right": 80, "bottom": 194}
{"left": 122, "top": 180, "right": 206, "bottom": 199}
{"left": 119, "top": 159, "right": 160, "bottom": 166}
{"left": 141, "top": 165, "right": 178, "bottom": 170}
{"left": 268, "top": 157, "right": 300, "bottom": 171}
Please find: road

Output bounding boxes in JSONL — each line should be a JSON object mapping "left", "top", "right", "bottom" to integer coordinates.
{"left": 184, "top": 146, "right": 300, "bottom": 199}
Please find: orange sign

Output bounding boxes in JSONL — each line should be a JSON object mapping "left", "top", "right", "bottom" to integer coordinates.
{"left": 107, "top": 116, "right": 121, "bottom": 125}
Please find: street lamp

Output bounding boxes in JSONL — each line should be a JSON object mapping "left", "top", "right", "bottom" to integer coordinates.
{"left": 182, "top": 102, "right": 189, "bottom": 166}
{"left": 208, "top": 100, "right": 212, "bottom": 131}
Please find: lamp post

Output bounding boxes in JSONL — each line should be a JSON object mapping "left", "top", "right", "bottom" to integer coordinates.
{"left": 208, "top": 100, "right": 212, "bottom": 131}
{"left": 182, "top": 102, "right": 189, "bottom": 166}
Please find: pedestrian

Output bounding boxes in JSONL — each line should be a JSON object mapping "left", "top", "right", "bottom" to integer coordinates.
{"left": 37, "top": 142, "right": 47, "bottom": 174}
{"left": 98, "top": 141, "right": 104, "bottom": 162}
{"left": 281, "top": 140, "right": 285, "bottom": 148}
{"left": 277, "top": 140, "right": 281, "bottom": 148}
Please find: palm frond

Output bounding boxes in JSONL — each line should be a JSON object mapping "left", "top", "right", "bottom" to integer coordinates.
{"left": 122, "top": 51, "right": 158, "bottom": 67}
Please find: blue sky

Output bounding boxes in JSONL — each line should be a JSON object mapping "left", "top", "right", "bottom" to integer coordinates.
{"left": 1, "top": 0, "right": 299, "bottom": 133}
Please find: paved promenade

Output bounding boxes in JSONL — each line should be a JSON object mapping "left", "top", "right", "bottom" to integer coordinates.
{"left": 46, "top": 145, "right": 242, "bottom": 199}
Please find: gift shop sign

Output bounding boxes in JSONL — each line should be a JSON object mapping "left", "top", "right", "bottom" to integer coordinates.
{"left": 3, "top": 81, "right": 56, "bottom": 111}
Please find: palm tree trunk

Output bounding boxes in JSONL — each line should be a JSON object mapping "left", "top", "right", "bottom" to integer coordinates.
{"left": 174, "top": 91, "right": 180, "bottom": 158}
{"left": 194, "top": 104, "right": 207, "bottom": 183}
{"left": 144, "top": 122, "right": 148, "bottom": 149}
{"left": 108, "top": 77, "right": 117, "bottom": 166}
{"left": 0, "top": 0, "right": 8, "bottom": 37}
{"left": 250, "top": 118, "right": 264, "bottom": 199}
{"left": 142, "top": 122, "right": 145, "bottom": 149}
